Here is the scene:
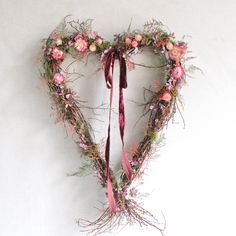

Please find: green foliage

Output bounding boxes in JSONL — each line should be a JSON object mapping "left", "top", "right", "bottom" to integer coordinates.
{"left": 186, "top": 65, "right": 204, "bottom": 76}
{"left": 97, "top": 41, "right": 111, "bottom": 53}
{"left": 150, "top": 131, "right": 157, "bottom": 141}
{"left": 66, "top": 46, "right": 74, "bottom": 54}
{"left": 43, "top": 60, "right": 53, "bottom": 78}
{"left": 67, "top": 162, "right": 93, "bottom": 177}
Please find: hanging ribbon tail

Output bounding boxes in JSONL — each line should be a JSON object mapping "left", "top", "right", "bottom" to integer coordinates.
{"left": 104, "top": 49, "right": 117, "bottom": 213}
{"left": 104, "top": 49, "right": 132, "bottom": 212}
{"left": 119, "top": 53, "right": 132, "bottom": 181}
{"left": 119, "top": 54, "right": 127, "bottom": 89}
{"left": 105, "top": 125, "right": 117, "bottom": 213}
{"left": 107, "top": 176, "right": 117, "bottom": 213}
{"left": 119, "top": 94, "right": 132, "bottom": 181}
{"left": 122, "top": 147, "right": 132, "bottom": 180}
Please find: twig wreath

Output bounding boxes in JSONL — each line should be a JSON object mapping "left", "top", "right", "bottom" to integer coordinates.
{"left": 39, "top": 17, "right": 195, "bottom": 235}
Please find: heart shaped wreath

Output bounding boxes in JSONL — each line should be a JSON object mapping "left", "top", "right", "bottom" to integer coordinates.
{"left": 39, "top": 17, "right": 192, "bottom": 235}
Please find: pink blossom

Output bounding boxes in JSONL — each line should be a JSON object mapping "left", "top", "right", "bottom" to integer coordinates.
{"left": 53, "top": 73, "right": 65, "bottom": 85}
{"left": 78, "top": 142, "right": 88, "bottom": 150}
{"left": 171, "top": 65, "right": 185, "bottom": 80}
{"left": 95, "top": 37, "right": 103, "bottom": 45}
{"left": 131, "top": 40, "right": 138, "bottom": 48}
{"left": 125, "top": 38, "right": 132, "bottom": 46}
{"left": 135, "top": 34, "right": 142, "bottom": 42}
{"left": 150, "top": 105, "right": 154, "bottom": 110}
{"left": 68, "top": 40, "right": 74, "bottom": 46}
{"left": 129, "top": 188, "right": 138, "bottom": 197}
{"left": 52, "top": 47, "right": 63, "bottom": 60}
{"left": 168, "top": 44, "right": 186, "bottom": 63}
{"left": 74, "top": 38, "right": 88, "bottom": 52}
{"left": 160, "top": 91, "right": 172, "bottom": 102}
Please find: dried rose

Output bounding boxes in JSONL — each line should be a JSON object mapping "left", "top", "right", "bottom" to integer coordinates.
{"left": 74, "top": 38, "right": 88, "bottom": 52}
{"left": 52, "top": 47, "right": 63, "bottom": 60}
{"left": 171, "top": 65, "right": 185, "bottom": 80}
{"left": 53, "top": 72, "right": 65, "bottom": 85}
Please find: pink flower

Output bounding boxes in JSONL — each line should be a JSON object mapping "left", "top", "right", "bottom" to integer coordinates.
{"left": 160, "top": 91, "right": 172, "bottom": 102}
{"left": 78, "top": 142, "right": 88, "bottom": 150}
{"left": 74, "top": 38, "right": 88, "bottom": 52}
{"left": 135, "top": 34, "right": 142, "bottom": 42}
{"left": 53, "top": 73, "right": 65, "bottom": 85}
{"left": 68, "top": 40, "right": 74, "bottom": 46}
{"left": 168, "top": 44, "right": 186, "bottom": 63}
{"left": 131, "top": 40, "right": 138, "bottom": 48}
{"left": 95, "top": 37, "right": 103, "bottom": 45}
{"left": 125, "top": 38, "right": 132, "bottom": 46}
{"left": 150, "top": 105, "right": 154, "bottom": 110}
{"left": 52, "top": 47, "right": 63, "bottom": 60}
{"left": 171, "top": 65, "right": 185, "bottom": 80}
{"left": 129, "top": 188, "right": 138, "bottom": 197}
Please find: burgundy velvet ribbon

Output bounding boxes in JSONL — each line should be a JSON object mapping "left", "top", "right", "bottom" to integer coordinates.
{"left": 104, "top": 48, "right": 132, "bottom": 213}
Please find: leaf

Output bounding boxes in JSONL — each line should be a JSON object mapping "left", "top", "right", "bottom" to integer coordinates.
{"left": 187, "top": 65, "right": 204, "bottom": 75}
{"left": 127, "top": 17, "right": 133, "bottom": 33}
{"left": 67, "top": 162, "right": 92, "bottom": 177}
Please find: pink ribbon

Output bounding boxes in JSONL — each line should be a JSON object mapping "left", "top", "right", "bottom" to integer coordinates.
{"left": 104, "top": 48, "right": 132, "bottom": 213}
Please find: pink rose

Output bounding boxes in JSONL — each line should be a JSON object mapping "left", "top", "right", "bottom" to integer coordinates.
{"left": 95, "top": 37, "right": 103, "bottom": 45}
{"left": 52, "top": 47, "right": 63, "bottom": 60}
{"left": 74, "top": 38, "right": 88, "bottom": 52}
{"left": 171, "top": 65, "right": 185, "bottom": 80}
{"left": 53, "top": 73, "right": 65, "bottom": 85}
{"left": 131, "top": 40, "right": 138, "bottom": 48}
{"left": 160, "top": 91, "right": 172, "bottom": 102}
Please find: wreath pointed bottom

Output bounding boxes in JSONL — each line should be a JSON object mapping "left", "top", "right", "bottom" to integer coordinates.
{"left": 78, "top": 199, "right": 165, "bottom": 236}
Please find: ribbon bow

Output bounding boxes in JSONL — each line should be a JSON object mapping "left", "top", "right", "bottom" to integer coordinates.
{"left": 104, "top": 48, "right": 132, "bottom": 213}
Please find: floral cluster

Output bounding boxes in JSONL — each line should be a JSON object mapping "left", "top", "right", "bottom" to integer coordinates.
{"left": 111, "top": 30, "right": 187, "bottom": 132}
{"left": 43, "top": 28, "right": 105, "bottom": 89}
{"left": 43, "top": 21, "right": 187, "bottom": 114}
{"left": 124, "top": 34, "right": 146, "bottom": 48}
{"left": 73, "top": 34, "right": 103, "bottom": 53}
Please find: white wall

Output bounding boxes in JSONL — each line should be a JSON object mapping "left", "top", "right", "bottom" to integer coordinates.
{"left": 0, "top": 0, "right": 236, "bottom": 236}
